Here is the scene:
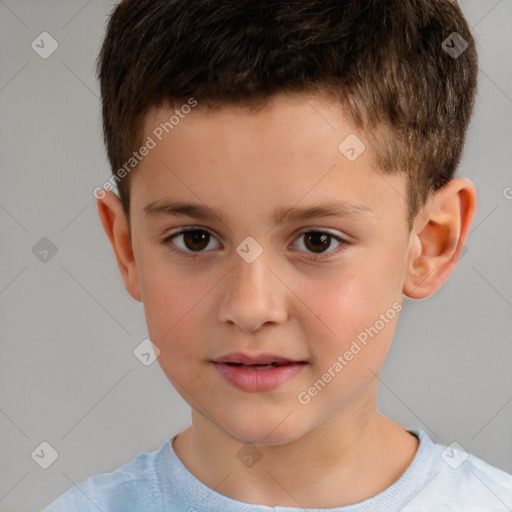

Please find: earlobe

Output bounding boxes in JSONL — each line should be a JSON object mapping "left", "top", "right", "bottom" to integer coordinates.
{"left": 96, "top": 190, "right": 142, "bottom": 302}
{"left": 403, "top": 178, "right": 476, "bottom": 299}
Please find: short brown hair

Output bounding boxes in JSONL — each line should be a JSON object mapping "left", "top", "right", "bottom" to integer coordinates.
{"left": 96, "top": 0, "right": 478, "bottom": 229}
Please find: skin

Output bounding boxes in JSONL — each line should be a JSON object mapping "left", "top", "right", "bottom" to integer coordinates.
{"left": 97, "top": 92, "right": 476, "bottom": 508}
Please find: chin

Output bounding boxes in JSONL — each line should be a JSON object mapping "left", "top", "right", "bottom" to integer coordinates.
{"left": 222, "top": 415, "right": 311, "bottom": 447}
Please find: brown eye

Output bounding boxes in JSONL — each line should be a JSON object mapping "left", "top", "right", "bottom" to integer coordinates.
{"left": 303, "top": 232, "right": 331, "bottom": 253}
{"left": 292, "top": 230, "right": 347, "bottom": 260}
{"left": 163, "top": 228, "right": 221, "bottom": 255}
{"left": 163, "top": 228, "right": 347, "bottom": 260}
{"left": 182, "top": 230, "right": 210, "bottom": 251}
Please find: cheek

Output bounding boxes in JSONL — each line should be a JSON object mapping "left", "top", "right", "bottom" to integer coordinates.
{"left": 141, "top": 269, "right": 207, "bottom": 387}
{"left": 298, "top": 257, "right": 402, "bottom": 366}
{"left": 296, "top": 276, "right": 401, "bottom": 413}
{"left": 306, "top": 269, "right": 397, "bottom": 331}
{"left": 137, "top": 256, "right": 204, "bottom": 351}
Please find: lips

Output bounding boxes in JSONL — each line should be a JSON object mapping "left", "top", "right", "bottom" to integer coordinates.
{"left": 211, "top": 352, "right": 308, "bottom": 391}
{"left": 213, "top": 352, "right": 305, "bottom": 366}
{"left": 212, "top": 362, "right": 307, "bottom": 392}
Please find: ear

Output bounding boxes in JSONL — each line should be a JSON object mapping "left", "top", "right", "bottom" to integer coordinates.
{"left": 96, "top": 190, "right": 142, "bottom": 302}
{"left": 403, "top": 178, "right": 477, "bottom": 299}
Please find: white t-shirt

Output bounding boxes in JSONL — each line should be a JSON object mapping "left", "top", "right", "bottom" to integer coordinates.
{"left": 43, "top": 429, "right": 512, "bottom": 511}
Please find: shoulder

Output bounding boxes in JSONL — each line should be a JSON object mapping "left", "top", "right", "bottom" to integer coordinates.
{"left": 42, "top": 440, "right": 171, "bottom": 512}
{"left": 403, "top": 429, "right": 512, "bottom": 511}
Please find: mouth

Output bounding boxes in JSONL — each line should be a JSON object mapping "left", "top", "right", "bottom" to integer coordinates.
{"left": 221, "top": 362, "right": 295, "bottom": 370}
{"left": 211, "top": 352, "right": 308, "bottom": 391}
{"left": 212, "top": 352, "right": 308, "bottom": 366}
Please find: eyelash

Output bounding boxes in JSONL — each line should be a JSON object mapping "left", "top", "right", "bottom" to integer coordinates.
{"left": 160, "top": 227, "right": 350, "bottom": 262}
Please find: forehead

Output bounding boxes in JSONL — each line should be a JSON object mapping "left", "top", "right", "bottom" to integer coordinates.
{"left": 131, "top": 93, "right": 407, "bottom": 227}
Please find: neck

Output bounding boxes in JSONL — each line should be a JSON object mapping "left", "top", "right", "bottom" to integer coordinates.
{"left": 172, "top": 391, "right": 419, "bottom": 508}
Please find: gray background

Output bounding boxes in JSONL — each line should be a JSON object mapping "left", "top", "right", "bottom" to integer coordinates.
{"left": 0, "top": 1, "right": 511, "bottom": 511}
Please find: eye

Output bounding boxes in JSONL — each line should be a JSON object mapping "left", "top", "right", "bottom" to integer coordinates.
{"left": 161, "top": 227, "right": 348, "bottom": 260}
{"left": 291, "top": 229, "right": 348, "bottom": 260}
{"left": 162, "top": 228, "right": 221, "bottom": 257}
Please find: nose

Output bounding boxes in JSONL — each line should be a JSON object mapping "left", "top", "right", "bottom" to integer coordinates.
{"left": 218, "top": 250, "right": 288, "bottom": 332}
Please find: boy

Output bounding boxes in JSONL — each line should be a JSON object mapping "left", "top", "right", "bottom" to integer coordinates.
{"left": 44, "top": 0, "right": 512, "bottom": 510}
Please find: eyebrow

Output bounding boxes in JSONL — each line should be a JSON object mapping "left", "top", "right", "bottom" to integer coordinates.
{"left": 143, "top": 198, "right": 376, "bottom": 225}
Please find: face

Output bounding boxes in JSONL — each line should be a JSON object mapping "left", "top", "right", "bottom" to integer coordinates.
{"left": 128, "top": 92, "right": 413, "bottom": 445}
